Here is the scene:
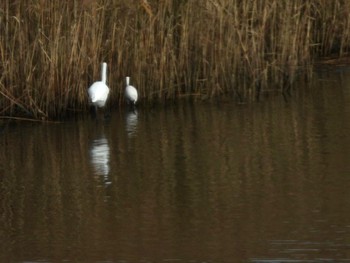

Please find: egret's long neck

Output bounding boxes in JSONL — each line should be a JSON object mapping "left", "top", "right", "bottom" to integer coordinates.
{"left": 101, "top": 62, "right": 107, "bottom": 84}
{"left": 126, "top": 76, "right": 130, "bottom": 86}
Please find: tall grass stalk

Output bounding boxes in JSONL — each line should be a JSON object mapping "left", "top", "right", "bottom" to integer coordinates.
{"left": 1, "top": 0, "right": 350, "bottom": 119}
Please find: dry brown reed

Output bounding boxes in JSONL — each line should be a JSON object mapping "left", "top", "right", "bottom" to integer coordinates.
{"left": 1, "top": 0, "right": 350, "bottom": 119}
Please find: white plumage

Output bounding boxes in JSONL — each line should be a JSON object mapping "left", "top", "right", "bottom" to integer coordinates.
{"left": 88, "top": 62, "right": 109, "bottom": 108}
{"left": 125, "top": 76, "right": 138, "bottom": 105}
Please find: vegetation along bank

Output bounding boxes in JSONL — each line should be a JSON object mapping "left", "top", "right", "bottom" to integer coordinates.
{"left": 1, "top": 0, "right": 350, "bottom": 119}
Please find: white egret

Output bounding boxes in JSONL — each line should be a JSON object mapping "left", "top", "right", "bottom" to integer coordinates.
{"left": 88, "top": 62, "right": 109, "bottom": 109}
{"left": 125, "top": 76, "right": 138, "bottom": 106}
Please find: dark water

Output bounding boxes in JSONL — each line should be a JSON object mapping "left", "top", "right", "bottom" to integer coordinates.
{"left": 1, "top": 71, "right": 350, "bottom": 262}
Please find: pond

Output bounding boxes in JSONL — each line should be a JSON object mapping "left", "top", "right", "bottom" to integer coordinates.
{"left": 1, "top": 69, "right": 350, "bottom": 262}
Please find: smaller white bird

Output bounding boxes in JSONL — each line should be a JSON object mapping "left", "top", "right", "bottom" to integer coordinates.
{"left": 88, "top": 62, "right": 109, "bottom": 109}
{"left": 125, "top": 76, "right": 138, "bottom": 106}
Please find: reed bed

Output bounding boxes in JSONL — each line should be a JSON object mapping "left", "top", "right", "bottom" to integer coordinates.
{"left": 1, "top": 0, "right": 350, "bottom": 119}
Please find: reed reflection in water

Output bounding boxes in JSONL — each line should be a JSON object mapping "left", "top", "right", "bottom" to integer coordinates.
{"left": 1, "top": 71, "right": 350, "bottom": 262}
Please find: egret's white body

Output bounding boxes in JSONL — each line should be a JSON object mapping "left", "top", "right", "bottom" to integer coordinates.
{"left": 125, "top": 76, "right": 138, "bottom": 105}
{"left": 88, "top": 62, "right": 109, "bottom": 108}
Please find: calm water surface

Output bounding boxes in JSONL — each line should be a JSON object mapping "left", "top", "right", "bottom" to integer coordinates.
{"left": 1, "top": 71, "right": 350, "bottom": 262}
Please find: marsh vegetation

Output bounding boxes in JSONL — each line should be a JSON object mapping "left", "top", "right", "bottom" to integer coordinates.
{"left": 1, "top": 0, "right": 350, "bottom": 119}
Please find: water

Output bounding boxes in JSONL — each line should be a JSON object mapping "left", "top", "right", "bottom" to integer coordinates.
{"left": 1, "top": 70, "right": 350, "bottom": 262}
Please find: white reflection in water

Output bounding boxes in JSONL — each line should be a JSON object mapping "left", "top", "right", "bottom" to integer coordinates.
{"left": 125, "top": 109, "right": 138, "bottom": 137}
{"left": 90, "top": 135, "right": 111, "bottom": 185}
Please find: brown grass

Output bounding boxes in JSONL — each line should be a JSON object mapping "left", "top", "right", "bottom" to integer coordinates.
{"left": 1, "top": 0, "right": 350, "bottom": 119}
